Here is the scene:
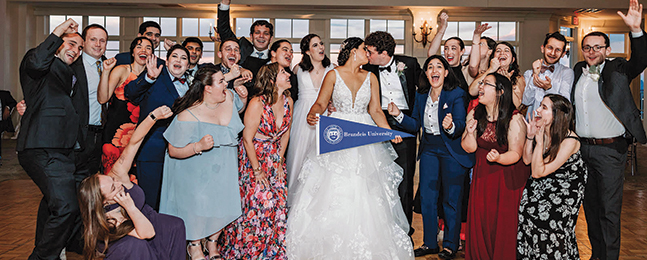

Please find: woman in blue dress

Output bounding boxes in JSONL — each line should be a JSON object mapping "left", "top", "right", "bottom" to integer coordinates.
{"left": 160, "top": 65, "right": 247, "bottom": 260}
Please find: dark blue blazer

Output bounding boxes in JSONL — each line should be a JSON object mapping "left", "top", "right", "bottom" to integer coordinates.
{"left": 397, "top": 87, "right": 475, "bottom": 168}
{"left": 124, "top": 66, "right": 180, "bottom": 162}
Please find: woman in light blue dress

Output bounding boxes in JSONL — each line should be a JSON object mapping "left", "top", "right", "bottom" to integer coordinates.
{"left": 160, "top": 65, "right": 247, "bottom": 260}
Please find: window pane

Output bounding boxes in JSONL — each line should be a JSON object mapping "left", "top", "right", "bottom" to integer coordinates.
{"left": 201, "top": 51, "right": 215, "bottom": 65}
{"left": 236, "top": 18, "right": 252, "bottom": 36}
{"left": 293, "top": 19, "right": 309, "bottom": 39}
{"left": 144, "top": 17, "right": 159, "bottom": 23}
{"left": 182, "top": 18, "right": 199, "bottom": 37}
{"left": 395, "top": 44, "right": 404, "bottom": 54}
{"left": 347, "top": 19, "right": 365, "bottom": 38}
{"left": 609, "top": 34, "right": 625, "bottom": 53}
{"left": 161, "top": 17, "right": 176, "bottom": 37}
{"left": 200, "top": 18, "right": 215, "bottom": 37}
{"left": 107, "top": 41, "right": 119, "bottom": 50}
{"left": 388, "top": 20, "right": 405, "bottom": 40}
{"left": 443, "top": 22, "right": 458, "bottom": 40}
{"left": 370, "top": 19, "right": 387, "bottom": 32}
{"left": 330, "top": 53, "right": 339, "bottom": 65}
{"left": 560, "top": 26, "right": 572, "bottom": 37}
{"left": 458, "top": 22, "right": 476, "bottom": 40}
{"left": 88, "top": 16, "right": 104, "bottom": 27}
{"left": 462, "top": 45, "right": 472, "bottom": 61}
{"left": 68, "top": 16, "right": 82, "bottom": 26}
{"left": 253, "top": 18, "right": 269, "bottom": 22}
{"left": 329, "top": 44, "right": 341, "bottom": 53}
{"left": 105, "top": 51, "right": 119, "bottom": 59}
{"left": 50, "top": 15, "right": 66, "bottom": 33}
{"left": 203, "top": 42, "right": 215, "bottom": 52}
{"left": 482, "top": 22, "right": 498, "bottom": 41}
{"left": 292, "top": 43, "right": 300, "bottom": 53}
{"left": 106, "top": 16, "right": 120, "bottom": 36}
{"left": 330, "top": 19, "right": 347, "bottom": 39}
{"left": 498, "top": 22, "right": 516, "bottom": 41}
{"left": 275, "top": 19, "right": 292, "bottom": 38}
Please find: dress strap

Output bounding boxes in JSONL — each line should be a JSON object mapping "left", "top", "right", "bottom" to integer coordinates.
{"left": 187, "top": 109, "right": 201, "bottom": 122}
{"left": 565, "top": 136, "right": 581, "bottom": 141}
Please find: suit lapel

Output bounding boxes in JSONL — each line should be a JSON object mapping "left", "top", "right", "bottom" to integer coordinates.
{"left": 73, "top": 57, "right": 89, "bottom": 111}
{"left": 161, "top": 67, "right": 180, "bottom": 100}
{"left": 395, "top": 57, "right": 410, "bottom": 106}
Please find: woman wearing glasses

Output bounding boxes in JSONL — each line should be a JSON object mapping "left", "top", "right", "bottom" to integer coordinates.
{"left": 461, "top": 73, "right": 529, "bottom": 260}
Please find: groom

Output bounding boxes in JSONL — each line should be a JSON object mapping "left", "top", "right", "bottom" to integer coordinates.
{"left": 364, "top": 31, "right": 421, "bottom": 238}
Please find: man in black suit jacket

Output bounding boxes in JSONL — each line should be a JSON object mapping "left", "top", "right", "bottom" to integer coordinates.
{"left": 363, "top": 31, "right": 421, "bottom": 241}
{"left": 217, "top": 0, "right": 273, "bottom": 65}
{"left": 0, "top": 90, "right": 17, "bottom": 163}
{"left": 182, "top": 37, "right": 212, "bottom": 85}
{"left": 18, "top": 19, "right": 84, "bottom": 260}
{"left": 572, "top": 1, "right": 647, "bottom": 259}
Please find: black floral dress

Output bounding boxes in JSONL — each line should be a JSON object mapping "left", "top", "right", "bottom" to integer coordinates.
{"left": 517, "top": 137, "right": 588, "bottom": 260}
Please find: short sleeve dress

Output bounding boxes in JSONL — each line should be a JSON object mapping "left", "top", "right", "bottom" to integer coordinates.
{"left": 160, "top": 90, "right": 245, "bottom": 240}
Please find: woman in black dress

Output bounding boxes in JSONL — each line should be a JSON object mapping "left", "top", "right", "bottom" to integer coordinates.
{"left": 517, "top": 94, "right": 587, "bottom": 259}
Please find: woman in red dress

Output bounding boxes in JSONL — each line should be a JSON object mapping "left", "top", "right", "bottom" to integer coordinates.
{"left": 461, "top": 73, "right": 529, "bottom": 260}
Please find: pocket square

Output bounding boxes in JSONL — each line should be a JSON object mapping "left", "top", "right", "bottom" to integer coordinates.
{"left": 443, "top": 103, "right": 448, "bottom": 109}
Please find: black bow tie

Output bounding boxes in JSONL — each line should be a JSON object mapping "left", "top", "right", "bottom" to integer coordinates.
{"left": 379, "top": 66, "right": 391, "bottom": 72}
{"left": 173, "top": 77, "right": 186, "bottom": 84}
{"left": 187, "top": 69, "right": 195, "bottom": 75}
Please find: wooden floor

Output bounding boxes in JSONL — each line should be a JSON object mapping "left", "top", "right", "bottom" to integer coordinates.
{"left": 0, "top": 179, "right": 646, "bottom": 259}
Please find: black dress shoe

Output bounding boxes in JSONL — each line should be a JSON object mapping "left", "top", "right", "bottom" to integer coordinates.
{"left": 438, "top": 248, "right": 457, "bottom": 259}
{"left": 414, "top": 245, "right": 440, "bottom": 257}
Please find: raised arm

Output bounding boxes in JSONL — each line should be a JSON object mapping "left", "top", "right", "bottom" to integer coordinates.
{"left": 531, "top": 131, "right": 580, "bottom": 178}
{"left": 124, "top": 55, "right": 162, "bottom": 105}
{"left": 427, "top": 12, "right": 449, "bottom": 58}
{"left": 461, "top": 110, "right": 478, "bottom": 153}
{"left": 217, "top": 0, "right": 238, "bottom": 41}
{"left": 618, "top": 0, "right": 647, "bottom": 79}
{"left": 112, "top": 191, "right": 155, "bottom": 239}
{"left": 22, "top": 19, "right": 78, "bottom": 80}
{"left": 468, "top": 24, "right": 492, "bottom": 77}
{"left": 306, "top": 70, "right": 336, "bottom": 125}
{"left": 469, "top": 58, "right": 499, "bottom": 97}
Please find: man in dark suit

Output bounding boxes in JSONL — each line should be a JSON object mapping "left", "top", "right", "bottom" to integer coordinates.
{"left": 572, "top": 1, "right": 647, "bottom": 259}
{"left": 124, "top": 44, "right": 190, "bottom": 210}
{"left": 363, "top": 31, "right": 421, "bottom": 244}
{"left": 182, "top": 37, "right": 210, "bottom": 85}
{"left": 217, "top": 0, "right": 272, "bottom": 66}
{"left": 215, "top": 38, "right": 252, "bottom": 97}
{"left": 0, "top": 90, "right": 17, "bottom": 163}
{"left": 115, "top": 21, "right": 164, "bottom": 67}
{"left": 17, "top": 18, "right": 83, "bottom": 260}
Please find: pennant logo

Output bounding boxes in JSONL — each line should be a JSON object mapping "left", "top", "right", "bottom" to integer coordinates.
{"left": 316, "top": 115, "right": 414, "bottom": 155}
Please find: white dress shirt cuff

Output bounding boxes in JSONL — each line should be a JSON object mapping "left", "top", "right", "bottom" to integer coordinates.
{"left": 631, "top": 31, "right": 644, "bottom": 38}
{"left": 394, "top": 112, "right": 404, "bottom": 123}
{"left": 219, "top": 3, "right": 230, "bottom": 10}
{"left": 444, "top": 122, "right": 455, "bottom": 135}
{"left": 145, "top": 74, "right": 157, "bottom": 84}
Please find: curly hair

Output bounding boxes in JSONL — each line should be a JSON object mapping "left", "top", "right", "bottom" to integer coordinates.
{"left": 253, "top": 62, "right": 289, "bottom": 105}
{"left": 364, "top": 31, "right": 396, "bottom": 57}
{"left": 128, "top": 37, "right": 153, "bottom": 63}
{"left": 337, "top": 37, "right": 364, "bottom": 66}
{"left": 488, "top": 42, "right": 521, "bottom": 86}
{"left": 298, "top": 34, "right": 331, "bottom": 72}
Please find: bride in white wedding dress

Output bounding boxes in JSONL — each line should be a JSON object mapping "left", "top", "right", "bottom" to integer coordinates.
{"left": 285, "top": 37, "right": 414, "bottom": 260}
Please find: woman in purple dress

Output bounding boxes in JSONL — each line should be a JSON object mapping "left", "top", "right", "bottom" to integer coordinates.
{"left": 78, "top": 105, "right": 185, "bottom": 260}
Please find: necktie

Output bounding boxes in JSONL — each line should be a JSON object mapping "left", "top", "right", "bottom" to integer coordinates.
{"left": 539, "top": 65, "right": 554, "bottom": 74}
{"left": 187, "top": 69, "right": 195, "bottom": 76}
{"left": 96, "top": 61, "right": 102, "bottom": 75}
{"left": 379, "top": 66, "right": 391, "bottom": 72}
{"left": 589, "top": 65, "right": 600, "bottom": 75}
{"left": 173, "top": 77, "right": 186, "bottom": 84}
{"left": 70, "top": 75, "right": 77, "bottom": 96}
{"left": 256, "top": 51, "right": 264, "bottom": 59}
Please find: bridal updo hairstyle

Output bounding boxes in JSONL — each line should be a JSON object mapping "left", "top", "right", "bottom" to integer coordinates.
{"left": 337, "top": 37, "right": 364, "bottom": 66}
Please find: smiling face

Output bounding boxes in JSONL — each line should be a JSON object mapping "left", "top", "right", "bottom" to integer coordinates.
{"left": 98, "top": 174, "right": 123, "bottom": 204}
{"left": 534, "top": 96, "right": 554, "bottom": 128}
{"left": 582, "top": 35, "right": 610, "bottom": 67}
{"left": 271, "top": 42, "right": 293, "bottom": 69}
{"left": 275, "top": 67, "right": 292, "bottom": 89}
{"left": 139, "top": 26, "right": 161, "bottom": 49}
{"left": 166, "top": 49, "right": 189, "bottom": 78}
{"left": 217, "top": 40, "right": 241, "bottom": 69}
{"left": 443, "top": 39, "right": 465, "bottom": 67}
{"left": 541, "top": 38, "right": 566, "bottom": 65}
{"left": 56, "top": 34, "right": 84, "bottom": 65}
{"left": 132, "top": 39, "right": 153, "bottom": 66}
{"left": 365, "top": 45, "right": 390, "bottom": 66}
{"left": 185, "top": 42, "right": 202, "bottom": 67}
{"left": 426, "top": 58, "right": 449, "bottom": 89}
{"left": 207, "top": 71, "right": 228, "bottom": 103}
{"left": 84, "top": 28, "right": 107, "bottom": 60}
{"left": 493, "top": 43, "right": 514, "bottom": 68}
{"left": 478, "top": 75, "right": 499, "bottom": 106}
{"left": 251, "top": 25, "right": 272, "bottom": 51}
{"left": 307, "top": 36, "right": 326, "bottom": 63}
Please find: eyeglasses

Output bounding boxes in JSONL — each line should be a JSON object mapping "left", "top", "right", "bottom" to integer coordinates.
{"left": 582, "top": 45, "right": 607, "bottom": 52}
{"left": 478, "top": 81, "right": 496, "bottom": 88}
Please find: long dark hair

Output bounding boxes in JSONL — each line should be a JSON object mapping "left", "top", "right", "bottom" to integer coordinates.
{"left": 129, "top": 37, "right": 153, "bottom": 63}
{"left": 172, "top": 64, "right": 219, "bottom": 115}
{"left": 488, "top": 42, "right": 521, "bottom": 86}
{"left": 337, "top": 37, "right": 364, "bottom": 66}
{"left": 298, "top": 34, "right": 331, "bottom": 72}
{"left": 474, "top": 73, "right": 515, "bottom": 146}
{"left": 253, "top": 62, "right": 288, "bottom": 105}
{"left": 418, "top": 55, "right": 458, "bottom": 94}
{"left": 542, "top": 94, "right": 575, "bottom": 163}
{"left": 78, "top": 174, "right": 135, "bottom": 260}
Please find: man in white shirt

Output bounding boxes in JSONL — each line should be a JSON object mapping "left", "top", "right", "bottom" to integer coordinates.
{"left": 572, "top": 1, "right": 647, "bottom": 259}
{"left": 522, "top": 32, "right": 574, "bottom": 115}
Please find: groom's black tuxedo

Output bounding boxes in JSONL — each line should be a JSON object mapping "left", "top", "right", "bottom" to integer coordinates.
{"left": 364, "top": 54, "right": 421, "bottom": 234}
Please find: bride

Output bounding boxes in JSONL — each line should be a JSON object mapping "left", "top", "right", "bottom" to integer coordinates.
{"left": 285, "top": 37, "right": 414, "bottom": 259}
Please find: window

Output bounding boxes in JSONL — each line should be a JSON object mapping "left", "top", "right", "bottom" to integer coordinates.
{"left": 330, "top": 19, "right": 365, "bottom": 39}
{"left": 235, "top": 18, "right": 269, "bottom": 36}
{"left": 291, "top": 43, "right": 301, "bottom": 70}
{"left": 560, "top": 26, "right": 573, "bottom": 37}
{"left": 482, "top": 21, "right": 516, "bottom": 41}
{"left": 608, "top": 33, "right": 625, "bottom": 54}
{"left": 275, "top": 19, "right": 309, "bottom": 39}
{"left": 442, "top": 21, "right": 476, "bottom": 41}
{"left": 370, "top": 19, "right": 405, "bottom": 40}
{"left": 329, "top": 43, "right": 341, "bottom": 66}
{"left": 49, "top": 15, "right": 82, "bottom": 33}
{"left": 105, "top": 41, "right": 120, "bottom": 59}
{"left": 202, "top": 42, "right": 216, "bottom": 65}
{"left": 143, "top": 17, "right": 178, "bottom": 57}
{"left": 182, "top": 18, "right": 215, "bottom": 37}
{"left": 88, "top": 16, "right": 120, "bottom": 36}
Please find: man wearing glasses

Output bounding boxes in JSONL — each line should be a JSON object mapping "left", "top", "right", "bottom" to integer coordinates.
{"left": 572, "top": 0, "right": 647, "bottom": 259}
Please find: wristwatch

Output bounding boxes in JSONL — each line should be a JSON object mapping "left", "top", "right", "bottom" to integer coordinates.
{"left": 149, "top": 112, "right": 157, "bottom": 121}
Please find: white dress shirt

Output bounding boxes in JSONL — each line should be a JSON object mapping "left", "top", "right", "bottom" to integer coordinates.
{"left": 522, "top": 62, "right": 574, "bottom": 112}
{"left": 394, "top": 93, "right": 454, "bottom": 135}
{"left": 145, "top": 71, "right": 189, "bottom": 97}
{"left": 379, "top": 57, "right": 408, "bottom": 110}
{"left": 82, "top": 52, "right": 103, "bottom": 126}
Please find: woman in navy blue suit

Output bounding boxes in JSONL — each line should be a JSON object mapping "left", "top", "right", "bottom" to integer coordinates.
{"left": 388, "top": 55, "right": 475, "bottom": 259}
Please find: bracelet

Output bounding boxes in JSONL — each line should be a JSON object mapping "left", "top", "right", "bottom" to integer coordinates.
{"left": 253, "top": 166, "right": 262, "bottom": 174}
{"left": 193, "top": 142, "right": 202, "bottom": 155}
{"left": 526, "top": 136, "right": 534, "bottom": 141}
{"left": 149, "top": 112, "right": 157, "bottom": 121}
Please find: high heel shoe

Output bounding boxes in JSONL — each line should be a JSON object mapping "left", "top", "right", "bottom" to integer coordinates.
{"left": 204, "top": 237, "right": 223, "bottom": 260}
{"left": 187, "top": 241, "right": 206, "bottom": 260}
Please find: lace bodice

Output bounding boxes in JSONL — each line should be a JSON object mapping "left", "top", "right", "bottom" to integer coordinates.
{"left": 331, "top": 69, "right": 372, "bottom": 115}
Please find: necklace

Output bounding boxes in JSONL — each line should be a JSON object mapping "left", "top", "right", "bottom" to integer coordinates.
{"left": 204, "top": 102, "right": 222, "bottom": 110}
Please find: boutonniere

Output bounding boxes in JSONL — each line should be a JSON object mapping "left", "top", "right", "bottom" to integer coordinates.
{"left": 443, "top": 103, "right": 448, "bottom": 109}
{"left": 396, "top": 62, "right": 407, "bottom": 77}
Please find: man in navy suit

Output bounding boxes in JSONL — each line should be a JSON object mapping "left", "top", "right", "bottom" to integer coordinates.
{"left": 124, "top": 44, "right": 190, "bottom": 210}
{"left": 363, "top": 31, "right": 421, "bottom": 241}
{"left": 573, "top": 1, "right": 647, "bottom": 259}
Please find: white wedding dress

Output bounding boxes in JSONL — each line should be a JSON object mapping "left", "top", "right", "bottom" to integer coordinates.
{"left": 286, "top": 65, "right": 334, "bottom": 205}
{"left": 286, "top": 69, "right": 414, "bottom": 260}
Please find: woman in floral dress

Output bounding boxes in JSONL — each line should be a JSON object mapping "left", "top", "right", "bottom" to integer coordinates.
{"left": 219, "top": 62, "right": 292, "bottom": 259}
{"left": 99, "top": 37, "right": 152, "bottom": 174}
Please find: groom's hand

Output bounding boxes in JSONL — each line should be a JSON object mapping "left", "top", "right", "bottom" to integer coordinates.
{"left": 387, "top": 102, "right": 401, "bottom": 117}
